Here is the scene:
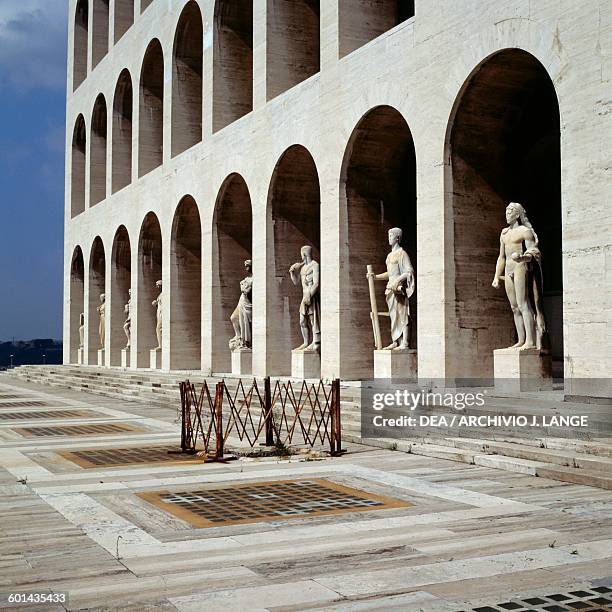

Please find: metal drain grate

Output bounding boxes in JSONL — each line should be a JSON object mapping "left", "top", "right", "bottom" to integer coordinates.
{"left": 0, "top": 401, "right": 47, "bottom": 408}
{"left": 14, "top": 423, "right": 143, "bottom": 437}
{"left": 0, "top": 410, "right": 90, "bottom": 421}
{"left": 464, "top": 585, "right": 612, "bottom": 612}
{"left": 139, "top": 478, "right": 411, "bottom": 527}
{"left": 60, "top": 446, "right": 203, "bottom": 468}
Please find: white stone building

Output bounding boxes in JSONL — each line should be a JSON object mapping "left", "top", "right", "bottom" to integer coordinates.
{"left": 64, "top": 0, "right": 612, "bottom": 398}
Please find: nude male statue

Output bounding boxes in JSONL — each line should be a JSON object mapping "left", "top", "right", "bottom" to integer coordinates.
{"left": 289, "top": 246, "right": 320, "bottom": 352}
{"left": 151, "top": 280, "right": 162, "bottom": 350}
{"left": 97, "top": 293, "right": 105, "bottom": 349}
{"left": 229, "top": 260, "right": 253, "bottom": 351}
{"left": 492, "top": 202, "right": 547, "bottom": 350}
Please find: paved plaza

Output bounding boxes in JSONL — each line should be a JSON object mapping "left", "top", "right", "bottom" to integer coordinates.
{"left": 1, "top": 376, "right": 611, "bottom": 611}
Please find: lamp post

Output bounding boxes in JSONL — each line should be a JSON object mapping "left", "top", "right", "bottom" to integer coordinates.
{"left": 9, "top": 354, "right": 14, "bottom": 369}
{"left": 43, "top": 354, "right": 46, "bottom": 365}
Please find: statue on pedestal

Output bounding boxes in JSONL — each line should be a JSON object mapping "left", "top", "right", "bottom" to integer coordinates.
{"left": 151, "top": 280, "right": 162, "bottom": 350}
{"left": 492, "top": 202, "right": 547, "bottom": 351}
{"left": 123, "top": 289, "right": 131, "bottom": 348}
{"left": 366, "top": 227, "right": 415, "bottom": 350}
{"left": 229, "top": 260, "right": 252, "bottom": 351}
{"left": 78, "top": 313, "right": 85, "bottom": 349}
{"left": 97, "top": 294, "right": 105, "bottom": 349}
{"left": 289, "top": 246, "right": 320, "bottom": 352}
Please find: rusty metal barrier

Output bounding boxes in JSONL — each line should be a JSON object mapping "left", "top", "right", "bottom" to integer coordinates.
{"left": 178, "top": 377, "right": 342, "bottom": 459}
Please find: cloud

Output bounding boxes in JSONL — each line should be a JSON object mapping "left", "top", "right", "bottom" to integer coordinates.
{"left": 0, "top": 0, "right": 68, "bottom": 92}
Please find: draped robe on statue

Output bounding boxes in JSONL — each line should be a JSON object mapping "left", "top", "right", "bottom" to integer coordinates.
{"left": 384, "top": 248, "right": 415, "bottom": 343}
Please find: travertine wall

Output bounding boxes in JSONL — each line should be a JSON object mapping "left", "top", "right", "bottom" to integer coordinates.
{"left": 63, "top": 0, "right": 612, "bottom": 397}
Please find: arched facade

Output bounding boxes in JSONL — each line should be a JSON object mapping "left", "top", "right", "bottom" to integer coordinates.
{"left": 339, "top": 106, "right": 417, "bottom": 379}
{"left": 110, "top": 226, "right": 131, "bottom": 366}
{"left": 171, "top": 2, "right": 203, "bottom": 157}
{"left": 71, "top": 115, "right": 87, "bottom": 218}
{"left": 170, "top": 197, "right": 202, "bottom": 369}
{"left": 114, "top": 0, "right": 134, "bottom": 42}
{"left": 112, "top": 69, "right": 133, "bottom": 193}
{"left": 90, "top": 94, "right": 108, "bottom": 206}
{"left": 139, "top": 39, "right": 164, "bottom": 177}
{"left": 88, "top": 237, "right": 106, "bottom": 363}
{"left": 445, "top": 49, "right": 562, "bottom": 379}
{"left": 73, "top": 0, "right": 88, "bottom": 90}
{"left": 69, "top": 246, "right": 85, "bottom": 363}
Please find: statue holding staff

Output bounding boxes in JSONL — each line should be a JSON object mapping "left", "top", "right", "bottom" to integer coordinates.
{"left": 289, "top": 246, "right": 320, "bottom": 352}
{"left": 229, "top": 260, "right": 253, "bottom": 351}
{"left": 492, "top": 202, "right": 547, "bottom": 350}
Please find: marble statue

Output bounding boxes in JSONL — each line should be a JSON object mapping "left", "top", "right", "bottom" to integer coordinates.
{"left": 367, "top": 227, "right": 415, "bottom": 350}
{"left": 97, "top": 294, "right": 105, "bottom": 348}
{"left": 123, "top": 289, "right": 131, "bottom": 348}
{"left": 151, "top": 280, "right": 162, "bottom": 350}
{"left": 492, "top": 202, "right": 547, "bottom": 350}
{"left": 78, "top": 313, "right": 85, "bottom": 348}
{"left": 289, "top": 246, "right": 321, "bottom": 352}
{"left": 229, "top": 260, "right": 253, "bottom": 351}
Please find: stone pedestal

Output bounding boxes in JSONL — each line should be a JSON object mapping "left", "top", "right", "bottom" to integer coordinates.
{"left": 231, "top": 349, "right": 252, "bottom": 376}
{"left": 150, "top": 348, "right": 161, "bottom": 370}
{"left": 291, "top": 350, "right": 321, "bottom": 380}
{"left": 121, "top": 348, "right": 130, "bottom": 368}
{"left": 374, "top": 348, "right": 417, "bottom": 380}
{"left": 77, "top": 348, "right": 85, "bottom": 365}
{"left": 494, "top": 347, "right": 552, "bottom": 392}
{"left": 97, "top": 349, "right": 105, "bottom": 366}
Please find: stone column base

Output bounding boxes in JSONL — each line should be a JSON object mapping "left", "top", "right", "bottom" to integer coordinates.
{"left": 291, "top": 350, "right": 321, "bottom": 380}
{"left": 97, "top": 349, "right": 105, "bottom": 367}
{"left": 494, "top": 347, "right": 552, "bottom": 392}
{"left": 231, "top": 349, "right": 252, "bottom": 376}
{"left": 374, "top": 349, "right": 417, "bottom": 380}
{"left": 150, "top": 348, "right": 161, "bottom": 370}
{"left": 77, "top": 348, "right": 85, "bottom": 365}
{"left": 121, "top": 348, "right": 130, "bottom": 368}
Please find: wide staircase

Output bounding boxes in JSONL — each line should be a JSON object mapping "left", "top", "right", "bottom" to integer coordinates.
{"left": 4, "top": 365, "right": 612, "bottom": 490}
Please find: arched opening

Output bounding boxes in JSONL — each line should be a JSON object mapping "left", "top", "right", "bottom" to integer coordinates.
{"left": 141, "top": 0, "right": 153, "bottom": 13}
{"left": 213, "top": 0, "right": 253, "bottom": 132}
{"left": 112, "top": 69, "right": 133, "bottom": 193}
{"left": 88, "top": 237, "right": 106, "bottom": 363}
{"left": 73, "top": 0, "right": 88, "bottom": 90}
{"left": 114, "top": 0, "right": 134, "bottom": 42}
{"left": 212, "top": 173, "right": 252, "bottom": 372}
{"left": 340, "top": 106, "right": 417, "bottom": 379}
{"left": 71, "top": 115, "right": 87, "bottom": 218}
{"left": 90, "top": 94, "right": 108, "bottom": 206}
{"left": 111, "top": 226, "right": 131, "bottom": 366}
{"left": 170, "top": 197, "right": 202, "bottom": 369}
{"left": 266, "top": 0, "right": 320, "bottom": 100}
{"left": 70, "top": 246, "right": 85, "bottom": 363}
{"left": 267, "top": 145, "right": 321, "bottom": 374}
{"left": 139, "top": 39, "right": 164, "bottom": 177}
{"left": 172, "top": 2, "right": 203, "bottom": 157}
{"left": 92, "top": 0, "right": 109, "bottom": 67}
{"left": 137, "top": 212, "right": 162, "bottom": 367}
{"left": 338, "top": 0, "right": 414, "bottom": 58}
{"left": 446, "top": 49, "right": 562, "bottom": 379}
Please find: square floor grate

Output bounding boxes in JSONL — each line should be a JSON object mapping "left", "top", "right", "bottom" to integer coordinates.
{"left": 60, "top": 446, "right": 203, "bottom": 468}
{"left": 463, "top": 585, "right": 612, "bottom": 611}
{"left": 14, "top": 423, "right": 143, "bottom": 437}
{"left": 0, "top": 410, "right": 90, "bottom": 421}
{"left": 138, "top": 478, "right": 411, "bottom": 528}
{"left": 0, "top": 401, "right": 48, "bottom": 408}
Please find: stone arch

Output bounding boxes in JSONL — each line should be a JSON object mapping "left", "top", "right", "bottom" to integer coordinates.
{"left": 71, "top": 115, "right": 87, "bottom": 218}
{"left": 445, "top": 48, "right": 562, "bottom": 379}
{"left": 112, "top": 69, "right": 133, "bottom": 193}
{"left": 92, "top": 0, "right": 109, "bottom": 67}
{"left": 172, "top": 1, "right": 203, "bottom": 156}
{"left": 339, "top": 105, "right": 417, "bottom": 379}
{"left": 137, "top": 212, "right": 162, "bottom": 366}
{"left": 170, "top": 196, "right": 202, "bottom": 369}
{"left": 73, "top": 0, "right": 88, "bottom": 90}
{"left": 110, "top": 226, "right": 131, "bottom": 365}
{"left": 114, "top": 0, "right": 134, "bottom": 42}
{"left": 267, "top": 145, "right": 321, "bottom": 374}
{"left": 139, "top": 39, "right": 164, "bottom": 176}
{"left": 212, "top": 173, "right": 252, "bottom": 372}
{"left": 90, "top": 94, "right": 108, "bottom": 206}
{"left": 70, "top": 246, "right": 85, "bottom": 363}
{"left": 213, "top": 0, "right": 253, "bottom": 132}
{"left": 266, "top": 0, "right": 320, "bottom": 100}
{"left": 88, "top": 237, "right": 106, "bottom": 363}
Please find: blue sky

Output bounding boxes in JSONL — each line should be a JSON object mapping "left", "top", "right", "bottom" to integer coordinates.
{"left": 0, "top": 0, "right": 67, "bottom": 341}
